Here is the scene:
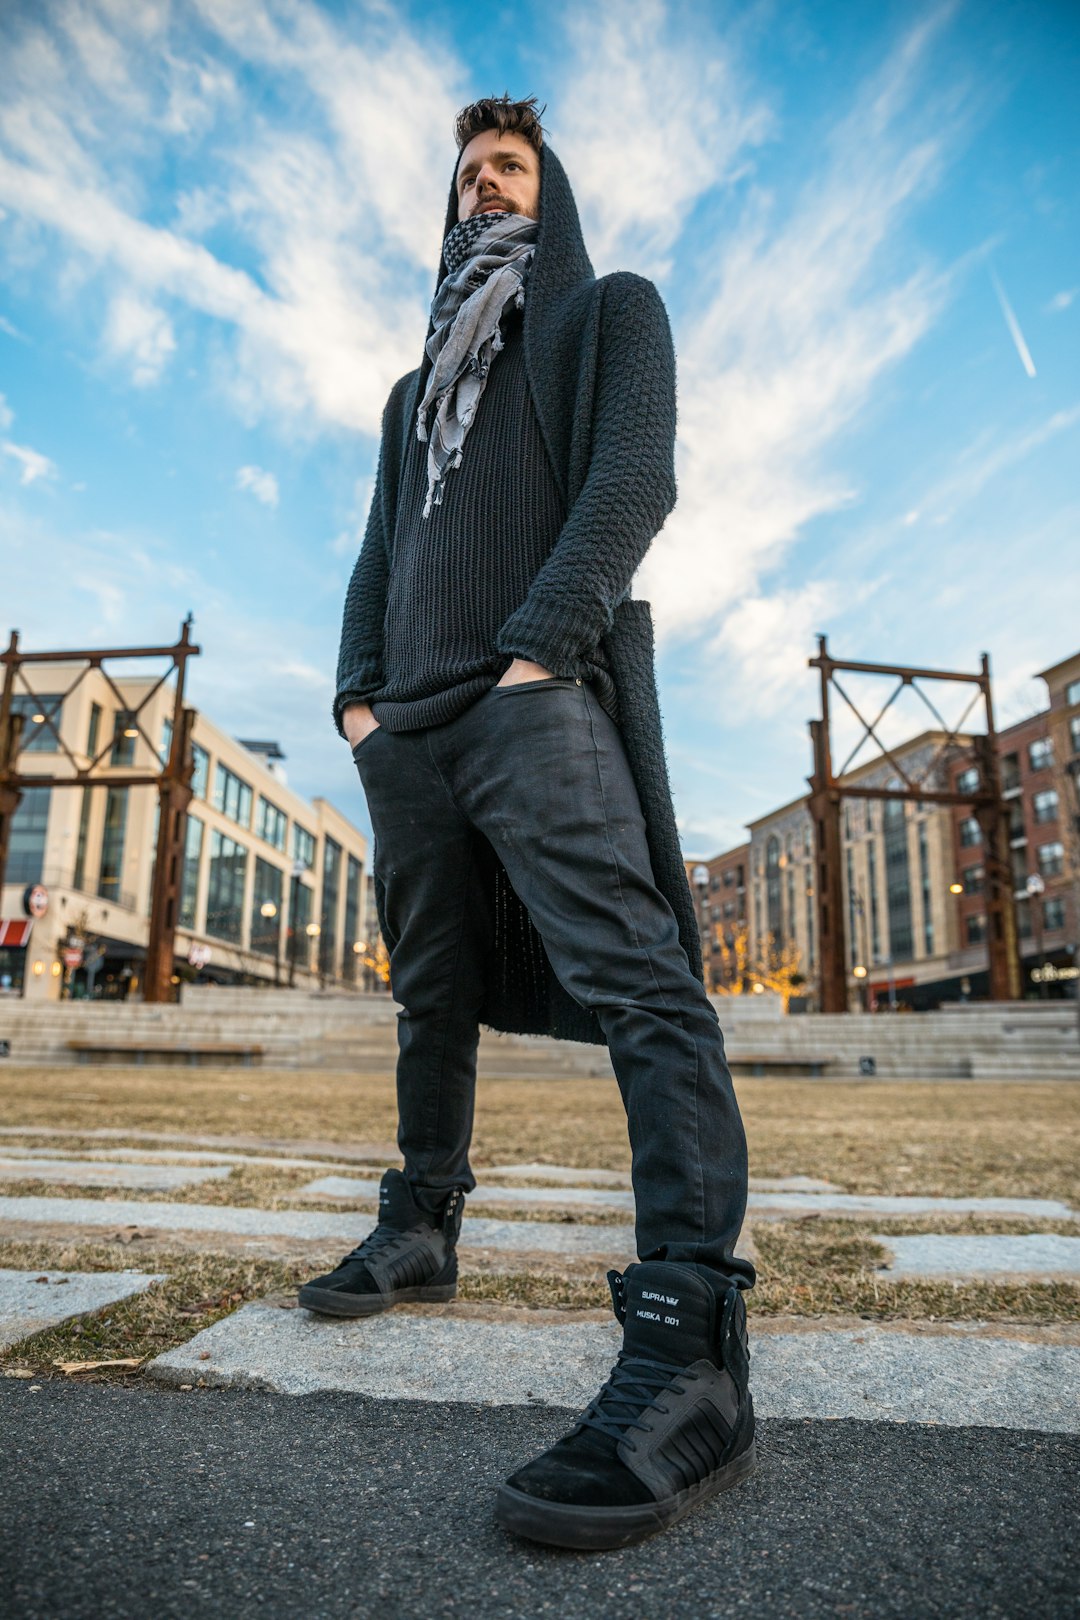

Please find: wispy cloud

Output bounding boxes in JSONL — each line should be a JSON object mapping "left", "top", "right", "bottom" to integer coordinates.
{"left": 909, "top": 404, "right": 1080, "bottom": 526}
{"left": 2, "top": 440, "right": 57, "bottom": 485}
{"left": 554, "top": 0, "right": 771, "bottom": 277}
{"left": 991, "top": 268, "right": 1036, "bottom": 377}
{"left": 0, "top": 0, "right": 465, "bottom": 437}
{"left": 103, "top": 292, "right": 176, "bottom": 386}
{"left": 636, "top": 9, "right": 958, "bottom": 650}
{"left": 236, "top": 463, "right": 279, "bottom": 507}
{"left": 1046, "top": 287, "right": 1077, "bottom": 314}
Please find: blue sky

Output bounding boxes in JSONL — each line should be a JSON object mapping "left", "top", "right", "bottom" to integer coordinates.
{"left": 1, "top": 0, "right": 1078, "bottom": 855}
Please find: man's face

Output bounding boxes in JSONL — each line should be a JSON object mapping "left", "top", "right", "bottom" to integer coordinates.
{"left": 455, "top": 128, "right": 540, "bottom": 223}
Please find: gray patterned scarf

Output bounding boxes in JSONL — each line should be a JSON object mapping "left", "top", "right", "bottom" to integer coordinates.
{"left": 415, "top": 211, "right": 539, "bottom": 517}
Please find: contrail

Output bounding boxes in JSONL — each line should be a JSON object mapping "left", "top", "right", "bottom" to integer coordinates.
{"left": 991, "top": 269, "right": 1036, "bottom": 378}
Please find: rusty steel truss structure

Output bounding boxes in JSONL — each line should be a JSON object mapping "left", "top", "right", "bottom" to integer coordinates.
{"left": 0, "top": 618, "right": 200, "bottom": 1002}
{"left": 807, "top": 635, "right": 1021, "bottom": 1013}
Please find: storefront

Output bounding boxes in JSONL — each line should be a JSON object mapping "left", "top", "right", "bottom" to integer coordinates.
{"left": 0, "top": 919, "right": 32, "bottom": 995}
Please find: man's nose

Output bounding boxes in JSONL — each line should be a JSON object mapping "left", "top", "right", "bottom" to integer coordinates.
{"left": 475, "top": 165, "right": 500, "bottom": 194}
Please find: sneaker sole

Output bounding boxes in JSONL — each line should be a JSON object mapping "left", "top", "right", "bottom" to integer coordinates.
{"left": 494, "top": 1440, "right": 758, "bottom": 1551}
{"left": 296, "top": 1283, "right": 457, "bottom": 1318}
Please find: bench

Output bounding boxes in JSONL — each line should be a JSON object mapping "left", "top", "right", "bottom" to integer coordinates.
{"left": 67, "top": 1039, "right": 264, "bottom": 1069}
{"left": 729, "top": 1054, "right": 834, "bottom": 1078}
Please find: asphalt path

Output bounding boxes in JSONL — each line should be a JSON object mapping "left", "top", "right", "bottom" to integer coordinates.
{"left": 2, "top": 1384, "right": 1076, "bottom": 1620}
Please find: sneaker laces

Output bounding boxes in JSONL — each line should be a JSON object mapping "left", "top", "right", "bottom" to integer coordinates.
{"left": 339, "top": 1222, "right": 429, "bottom": 1268}
{"left": 574, "top": 1354, "right": 700, "bottom": 1449}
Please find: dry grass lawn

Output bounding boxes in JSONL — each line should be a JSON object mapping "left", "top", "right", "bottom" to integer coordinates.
{"left": 0, "top": 1065, "right": 1076, "bottom": 1201}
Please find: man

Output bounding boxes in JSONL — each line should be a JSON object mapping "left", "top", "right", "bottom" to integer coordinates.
{"left": 302, "top": 96, "right": 757, "bottom": 1549}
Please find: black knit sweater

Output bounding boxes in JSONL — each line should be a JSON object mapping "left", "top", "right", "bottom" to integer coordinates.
{"left": 350, "top": 307, "right": 616, "bottom": 732}
{"left": 334, "top": 143, "right": 702, "bottom": 1044}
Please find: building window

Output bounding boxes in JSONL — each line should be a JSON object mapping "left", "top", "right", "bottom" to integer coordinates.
{"left": 98, "top": 787, "right": 129, "bottom": 902}
{"left": 959, "top": 816, "right": 982, "bottom": 847}
{"left": 1037, "top": 842, "right": 1065, "bottom": 879}
{"left": 256, "top": 796, "right": 288, "bottom": 852}
{"left": 723, "top": 869, "right": 736, "bottom": 887}
{"left": 1001, "top": 753, "right": 1020, "bottom": 794}
{"left": 965, "top": 914, "right": 987, "bottom": 946}
{"left": 320, "top": 837, "right": 342, "bottom": 978}
{"left": 179, "top": 817, "right": 204, "bottom": 930}
{"left": 1070, "top": 716, "right": 1080, "bottom": 757}
{"left": 87, "top": 702, "right": 102, "bottom": 759}
{"left": 1016, "top": 898, "right": 1032, "bottom": 940}
{"left": 11, "top": 693, "right": 63, "bottom": 755}
{"left": 206, "top": 830, "right": 247, "bottom": 942}
{"left": 956, "top": 766, "right": 980, "bottom": 795}
{"left": 110, "top": 711, "right": 138, "bottom": 766}
{"left": 1033, "top": 790, "right": 1059, "bottom": 825}
{"left": 191, "top": 743, "right": 210, "bottom": 800}
{"left": 1028, "top": 738, "right": 1053, "bottom": 773}
{"left": 846, "top": 846, "right": 859, "bottom": 971}
{"left": 868, "top": 839, "right": 881, "bottom": 960}
{"left": 1065, "top": 678, "right": 1080, "bottom": 707}
{"left": 7, "top": 785, "right": 52, "bottom": 884}
{"left": 1008, "top": 803, "right": 1026, "bottom": 841}
{"left": 213, "top": 764, "right": 253, "bottom": 828}
{"left": 344, "top": 855, "right": 363, "bottom": 982}
{"left": 1043, "top": 897, "right": 1066, "bottom": 932}
{"left": 962, "top": 864, "right": 985, "bottom": 895}
{"left": 918, "top": 823, "right": 933, "bottom": 955}
{"left": 292, "top": 825, "right": 316, "bottom": 871}
{"left": 883, "top": 798, "right": 914, "bottom": 962}
{"left": 765, "top": 835, "right": 782, "bottom": 946}
{"left": 250, "top": 858, "right": 283, "bottom": 957}
{"left": 289, "top": 878, "right": 313, "bottom": 967}
{"left": 72, "top": 786, "right": 93, "bottom": 891}
{"left": 160, "top": 716, "right": 173, "bottom": 765}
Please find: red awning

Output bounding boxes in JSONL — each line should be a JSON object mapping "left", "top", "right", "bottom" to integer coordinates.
{"left": 0, "top": 920, "right": 32, "bottom": 948}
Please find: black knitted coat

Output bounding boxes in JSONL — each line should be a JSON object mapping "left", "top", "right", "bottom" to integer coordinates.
{"left": 334, "top": 143, "right": 703, "bottom": 1046}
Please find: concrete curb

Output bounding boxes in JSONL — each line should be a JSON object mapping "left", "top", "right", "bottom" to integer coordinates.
{"left": 147, "top": 1302, "right": 1080, "bottom": 1432}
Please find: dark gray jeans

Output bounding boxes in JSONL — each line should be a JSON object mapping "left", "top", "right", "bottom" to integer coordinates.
{"left": 352, "top": 676, "right": 754, "bottom": 1292}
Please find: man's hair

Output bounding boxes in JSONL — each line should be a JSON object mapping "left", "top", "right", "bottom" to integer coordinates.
{"left": 453, "top": 94, "right": 546, "bottom": 154}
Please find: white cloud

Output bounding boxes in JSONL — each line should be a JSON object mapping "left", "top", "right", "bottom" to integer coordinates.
{"left": 0, "top": 392, "right": 12, "bottom": 430}
{"left": 1046, "top": 287, "right": 1078, "bottom": 314}
{"left": 554, "top": 0, "right": 771, "bottom": 277}
{"left": 2, "top": 440, "right": 56, "bottom": 485}
{"left": 990, "top": 268, "right": 1036, "bottom": 378}
{"left": 0, "top": 0, "right": 464, "bottom": 437}
{"left": 909, "top": 405, "right": 1080, "bottom": 527}
{"left": 635, "top": 10, "right": 956, "bottom": 643}
{"left": 103, "top": 292, "right": 176, "bottom": 385}
{"left": 236, "top": 463, "right": 279, "bottom": 506}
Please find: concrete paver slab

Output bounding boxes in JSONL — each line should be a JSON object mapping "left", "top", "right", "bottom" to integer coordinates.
{"left": 748, "top": 1192, "right": 1075, "bottom": 1218}
{"left": 876, "top": 1233, "right": 1080, "bottom": 1278}
{"left": 299, "top": 1175, "right": 637, "bottom": 1211}
{"left": 0, "top": 1159, "right": 234, "bottom": 1191}
{"left": 147, "top": 1303, "right": 1080, "bottom": 1432}
{"left": 0, "top": 1196, "right": 636, "bottom": 1258}
{"left": 0, "top": 1267, "right": 163, "bottom": 1351}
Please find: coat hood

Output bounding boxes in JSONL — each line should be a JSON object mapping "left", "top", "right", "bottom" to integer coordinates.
{"left": 412, "top": 141, "right": 598, "bottom": 504}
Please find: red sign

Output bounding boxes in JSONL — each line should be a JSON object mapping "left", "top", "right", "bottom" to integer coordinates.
{"left": 62, "top": 948, "right": 84, "bottom": 969}
{"left": 0, "top": 919, "right": 32, "bottom": 948}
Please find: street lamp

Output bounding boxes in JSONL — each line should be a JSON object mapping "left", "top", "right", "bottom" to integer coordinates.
{"left": 305, "top": 920, "right": 320, "bottom": 977}
{"left": 260, "top": 900, "right": 280, "bottom": 986}
{"left": 1026, "top": 872, "right": 1046, "bottom": 999}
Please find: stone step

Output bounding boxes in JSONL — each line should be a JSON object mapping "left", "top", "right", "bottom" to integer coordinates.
{"left": 0, "top": 1196, "right": 638, "bottom": 1260}
{"left": 145, "top": 1302, "right": 1080, "bottom": 1433}
{"left": 0, "top": 1267, "right": 163, "bottom": 1353}
{"left": 0, "top": 1159, "right": 235, "bottom": 1192}
{"left": 874, "top": 1233, "right": 1080, "bottom": 1279}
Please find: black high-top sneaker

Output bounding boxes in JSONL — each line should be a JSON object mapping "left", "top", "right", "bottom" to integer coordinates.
{"left": 495, "top": 1260, "right": 756, "bottom": 1549}
{"left": 297, "top": 1168, "right": 462, "bottom": 1318}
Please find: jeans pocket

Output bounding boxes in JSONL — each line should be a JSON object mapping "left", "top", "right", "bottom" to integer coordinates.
{"left": 351, "top": 725, "right": 383, "bottom": 760}
{"left": 492, "top": 676, "right": 582, "bottom": 695}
